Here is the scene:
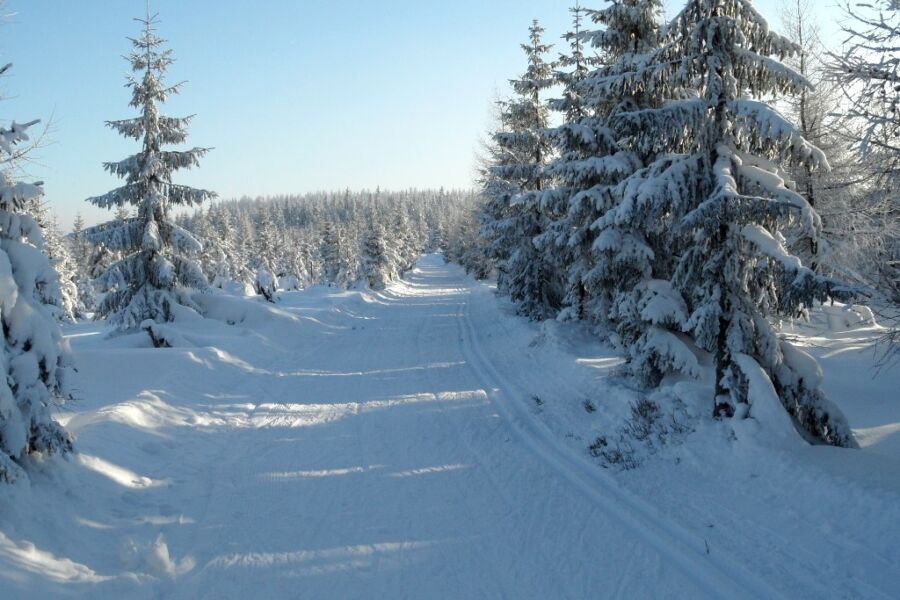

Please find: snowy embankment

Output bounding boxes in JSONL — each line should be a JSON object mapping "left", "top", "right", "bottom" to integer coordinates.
{"left": 0, "top": 255, "right": 898, "bottom": 598}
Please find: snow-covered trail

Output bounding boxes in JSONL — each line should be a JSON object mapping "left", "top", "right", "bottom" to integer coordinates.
{"left": 3, "top": 255, "right": 897, "bottom": 598}
{"left": 0, "top": 255, "right": 744, "bottom": 598}
{"left": 156, "top": 256, "right": 744, "bottom": 598}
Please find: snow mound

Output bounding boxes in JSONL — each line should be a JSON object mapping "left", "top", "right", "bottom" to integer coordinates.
{"left": 192, "top": 289, "right": 301, "bottom": 330}
{"left": 120, "top": 535, "right": 194, "bottom": 579}
{"left": 820, "top": 303, "right": 877, "bottom": 331}
{"left": 732, "top": 353, "right": 801, "bottom": 448}
{"left": 144, "top": 534, "right": 194, "bottom": 578}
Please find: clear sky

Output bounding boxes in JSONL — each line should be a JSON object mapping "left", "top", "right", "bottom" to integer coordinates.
{"left": 1, "top": 0, "right": 844, "bottom": 230}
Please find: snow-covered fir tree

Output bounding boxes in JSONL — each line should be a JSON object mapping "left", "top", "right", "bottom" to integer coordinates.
{"left": 481, "top": 20, "right": 557, "bottom": 319}
{"left": 477, "top": 117, "right": 516, "bottom": 288}
{"left": 539, "top": 3, "right": 601, "bottom": 321}
{"left": 70, "top": 213, "right": 96, "bottom": 313}
{"left": 252, "top": 205, "right": 281, "bottom": 300}
{"left": 83, "top": 9, "right": 215, "bottom": 332}
{"left": 579, "top": 1, "right": 675, "bottom": 365}
{"left": 0, "top": 94, "right": 73, "bottom": 483}
{"left": 390, "top": 206, "right": 417, "bottom": 274}
{"left": 191, "top": 207, "right": 229, "bottom": 285}
{"left": 609, "top": 0, "right": 856, "bottom": 445}
{"left": 362, "top": 223, "right": 394, "bottom": 290}
{"left": 42, "top": 210, "right": 82, "bottom": 321}
{"left": 443, "top": 195, "right": 493, "bottom": 279}
{"left": 545, "top": 1, "right": 662, "bottom": 326}
{"left": 24, "top": 198, "right": 83, "bottom": 321}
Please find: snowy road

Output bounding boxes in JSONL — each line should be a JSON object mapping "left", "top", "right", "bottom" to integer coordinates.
{"left": 2, "top": 255, "right": 894, "bottom": 598}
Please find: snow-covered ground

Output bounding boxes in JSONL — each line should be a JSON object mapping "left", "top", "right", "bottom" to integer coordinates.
{"left": 1, "top": 254, "right": 898, "bottom": 598}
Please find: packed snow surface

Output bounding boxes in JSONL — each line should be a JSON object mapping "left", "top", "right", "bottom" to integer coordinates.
{"left": 1, "top": 255, "right": 898, "bottom": 598}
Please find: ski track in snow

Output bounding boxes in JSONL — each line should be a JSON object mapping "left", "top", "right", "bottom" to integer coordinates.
{"left": 0, "top": 255, "right": 897, "bottom": 598}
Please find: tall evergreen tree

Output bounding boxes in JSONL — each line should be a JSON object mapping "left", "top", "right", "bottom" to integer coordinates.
{"left": 612, "top": 0, "right": 856, "bottom": 445}
{"left": 540, "top": 3, "right": 603, "bottom": 322}
{"left": 84, "top": 8, "right": 215, "bottom": 331}
{"left": 70, "top": 213, "right": 89, "bottom": 268}
{"left": 580, "top": 1, "right": 676, "bottom": 367}
{"left": 42, "top": 211, "right": 83, "bottom": 321}
{"left": 482, "top": 20, "right": 556, "bottom": 319}
{"left": 320, "top": 220, "right": 343, "bottom": 285}
{"left": 25, "top": 198, "right": 81, "bottom": 321}
{"left": 362, "top": 223, "right": 394, "bottom": 290}
{"left": 1, "top": 86, "right": 73, "bottom": 483}
{"left": 70, "top": 213, "right": 96, "bottom": 312}
{"left": 252, "top": 206, "right": 280, "bottom": 301}
{"left": 479, "top": 110, "right": 518, "bottom": 292}
{"left": 545, "top": 2, "right": 663, "bottom": 325}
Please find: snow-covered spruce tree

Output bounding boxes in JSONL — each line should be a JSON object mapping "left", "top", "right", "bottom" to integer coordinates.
{"left": 478, "top": 111, "right": 519, "bottom": 293}
{"left": 42, "top": 211, "right": 82, "bottom": 321}
{"left": 70, "top": 213, "right": 90, "bottom": 270}
{"left": 483, "top": 20, "right": 557, "bottom": 319}
{"left": 539, "top": 3, "right": 602, "bottom": 321}
{"left": 190, "top": 207, "right": 229, "bottom": 285}
{"left": 1, "top": 108, "right": 74, "bottom": 483}
{"left": 231, "top": 210, "right": 257, "bottom": 285}
{"left": 389, "top": 206, "right": 418, "bottom": 273}
{"left": 252, "top": 206, "right": 280, "bottom": 301}
{"left": 578, "top": 1, "right": 679, "bottom": 364}
{"left": 70, "top": 213, "right": 96, "bottom": 313}
{"left": 444, "top": 197, "right": 493, "bottom": 279}
{"left": 84, "top": 10, "right": 215, "bottom": 333}
{"left": 25, "top": 198, "right": 82, "bottom": 321}
{"left": 362, "top": 223, "right": 394, "bottom": 290}
{"left": 544, "top": 1, "right": 662, "bottom": 326}
{"left": 295, "top": 232, "right": 321, "bottom": 287}
{"left": 321, "top": 221, "right": 360, "bottom": 288}
{"left": 612, "top": 0, "right": 856, "bottom": 445}
{"left": 208, "top": 205, "right": 243, "bottom": 284}
{"left": 320, "top": 220, "right": 343, "bottom": 285}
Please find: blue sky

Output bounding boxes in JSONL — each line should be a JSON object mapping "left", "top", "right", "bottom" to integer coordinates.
{"left": 1, "top": 0, "right": 843, "bottom": 230}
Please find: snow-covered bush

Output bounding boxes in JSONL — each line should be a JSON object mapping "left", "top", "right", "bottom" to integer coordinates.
{"left": 254, "top": 268, "right": 277, "bottom": 303}
{"left": 590, "top": 396, "right": 693, "bottom": 470}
